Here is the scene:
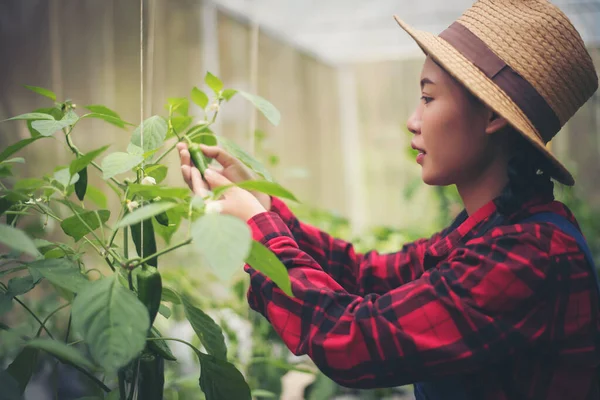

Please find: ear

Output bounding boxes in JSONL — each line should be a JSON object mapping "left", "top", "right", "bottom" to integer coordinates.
{"left": 485, "top": 111, "right": 508, "bottom": 135}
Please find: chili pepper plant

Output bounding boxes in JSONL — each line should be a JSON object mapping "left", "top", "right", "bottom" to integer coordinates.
{"left": 0, "top": 72, "right": 296, "bottom": 400}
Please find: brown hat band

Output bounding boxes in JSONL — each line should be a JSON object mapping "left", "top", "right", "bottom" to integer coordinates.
{"left": 439, "top": 22, "right": 561, "bottom": 143}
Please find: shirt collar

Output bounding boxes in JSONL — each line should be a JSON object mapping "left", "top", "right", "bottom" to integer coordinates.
{"left": 426, "top": 194, "right": 555, "bottom": 259}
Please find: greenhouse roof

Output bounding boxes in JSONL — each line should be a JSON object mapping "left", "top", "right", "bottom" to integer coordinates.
{"left": 215, "top": 0, "right": 600, "bottom": 65}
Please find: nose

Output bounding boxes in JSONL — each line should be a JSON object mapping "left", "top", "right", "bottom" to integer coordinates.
{"left": 406, "top": 107, "right": 421, "bottom": 135}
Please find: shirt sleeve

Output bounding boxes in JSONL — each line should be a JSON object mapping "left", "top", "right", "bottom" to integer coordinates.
{"left": 244, "top": 211, "right": 554, "bottom": 389}
{"left": 268, "top": 197, "right": 443, "bottom": 296}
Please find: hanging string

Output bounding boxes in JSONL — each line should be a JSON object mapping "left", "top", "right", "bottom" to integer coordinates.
{"left": 139, "top": 0, "right": 145, "bottom": 264}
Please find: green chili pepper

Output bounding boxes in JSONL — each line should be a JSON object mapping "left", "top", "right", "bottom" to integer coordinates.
{"left": 188, "top": 143, "right": 208, "bottom": 179}
{"left": 136, "top": 265, "right": 162, "bottom": 325}
{"left": 74, "top": 166, "right": 88, "bottom": 201}
{"left": 131, "top": 217, "right": 158, "bottom": 267}
{"left": 152, "top": 199, "right": 169, "bottom": 227}
{"left": 147, "top": 326, "right": 177, "bottom": 361}
{"left": 137, "top": 352, "right": 164, "bottom": 400}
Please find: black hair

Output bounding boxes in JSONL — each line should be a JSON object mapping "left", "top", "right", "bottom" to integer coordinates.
{"left": 494, "top": 128, "right": 555, "bottom": 216}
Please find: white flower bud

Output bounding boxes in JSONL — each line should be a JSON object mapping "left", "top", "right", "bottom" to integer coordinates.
{"left": 126, "top": 200, "right": 140, "bottom": 213}
{"left": 141, "top": 176, "right": 156, "bottom": 185}
{"left": 208, "top": 103, "right": 220, "bottom": 112}
{"left": 205, "top": 201, "right": 223, "bottom": 215}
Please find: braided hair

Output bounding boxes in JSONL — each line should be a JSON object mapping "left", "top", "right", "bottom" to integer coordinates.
{"left": 494, "top": 127, "right": 555, "bottom": 216}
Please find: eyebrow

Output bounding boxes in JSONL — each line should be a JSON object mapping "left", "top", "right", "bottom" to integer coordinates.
{"left": 420, "top": 77, "right": 435, "bottom": 89}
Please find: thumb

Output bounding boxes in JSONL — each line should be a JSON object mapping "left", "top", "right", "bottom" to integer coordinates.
{"left": 204, "top": 168, "right": 232, "bottom": 188}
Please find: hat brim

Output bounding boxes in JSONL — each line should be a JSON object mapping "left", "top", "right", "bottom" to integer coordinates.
{"left": 393, "top": 15, "right": 574, "bottom": 186}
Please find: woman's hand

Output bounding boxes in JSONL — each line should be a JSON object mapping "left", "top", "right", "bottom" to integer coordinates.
{"left": 177, "top": 142, "right": 272, "bottom": 210}
{"left": 177, "top": 142, "right": 268, "bottom": 221}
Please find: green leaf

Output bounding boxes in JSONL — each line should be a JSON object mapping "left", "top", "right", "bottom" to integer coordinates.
{"left": 245, "top": 241, "right": 293, "bottom": 297}
{"left": 213, "top": 180, "right": 298, "bottom": 203}
{"left": 237, "top": 91, "right": 280, "bottom": 126}
{"left": 0, "top": 291, "right": 14, "bottom": 315}
{"left": 31, "top": 111, "right": 79, "bottom": 137}
{"left": 26, "top": 339, "right": 96, "bottom": 371}
{"left": 13, "top": 178, "right": 45, "bottom": 192}
{"left": 130, "top": 116, "right": 168, "bottom": 152}
{"left": 161, "top": 286, "right": 181, "bottom": 304}
{"left": 4, "top": 113, "right": 55, "bottom": 122}
{"left": 167, "top": 98, "right": 189, "bottom": 116}
{"left": 0, "top": 197, "right": 15, "bottom": 216}
{"left": 182, "top": 295, "right": 227, "bottom": 360}
{"left": 71, "top": 275, "right": 150, "bottom": 372}
{"left": 191, "top": 214, "right": 251, "bottom": 281}
{"left": 26, "top": 108, "right": 63, "bottom": 138}
{"left": 191, "top": 87, "right": 209, "bottom": 109}
{"left": 6, "top": 346, "right": 39, "bottom": 393}
{"left": 0, "top": 369, "right": 24, "bottom": 400}
{"left": 0, "top": 224, "right": 41, "bottom": 258}
{"left": 53, "top": 168, "right": 79, "bottom": 189}
{"left": 217, "top": 136, "right": 273, "bottom": 181}
{"left": 60, "top": 209, "right": 110, "bottom": 242}
{"left": 74, "top": 167, "right": 88, "bottom": 201}
{"left": 27, "top": 258, "right": 89, "bottom": 293}
{"left": 116, "top": 202, "right": 176, "bottom": 229}
{"left": 0, "top": 138, "right": 42, "bottom": 163}
{"left": 24, "top": 85, "right": 56, "bottom": 101}
{"left": 205, "top": 72, "right": 223, "bottom": 94}
{"left": 7, "top": 274, "right": 41, "bottom": 296}
{"left": 144, "top": 164, "right": 168, "bottom": 184}
{"left": 147, "top": 327, "right": 177, "bottom": 361}
{"left": 170, "top": 116, "right": 193, "bottom": 135}
{"left": 221, "top": 89, "right": 238, "bottom": 101}
{"left": 84, "top": 105, "right": 129, "bottom": 128}
{"left": 69, "top": 145, "right": 110, "bottom": 176}
{"left": 251, "top": 389, "right": 277, "bottom": 398}
{"left": 2, "top": 157, "right": 25, "bottom": 164}
{"left": 198, "top": 353, "right": 251, "bottom": 400}
{"left": 158, "top": 303, "right": 171, "bottom": 319}
{"left": 101, "top": 152, "right": 144, "bottom": 180}
{"left": 85, "top": 185, "right": 108, "bottom": 208}
{"left": 126, "top": 184, "right": 190, "bottom": 200}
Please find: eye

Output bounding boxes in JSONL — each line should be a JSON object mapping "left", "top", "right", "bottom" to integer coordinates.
{"left": 420, "top": 96, "right": 433, "bottom": 104}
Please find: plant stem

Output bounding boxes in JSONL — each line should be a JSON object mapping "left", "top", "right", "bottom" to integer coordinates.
{"left": 64, "top": 126, "right": 125, "bottom": 190}
{"left": 128, "top": 238, "right": 192, "bottom": 269}
{"left": 36, "top": 303, "right": 70, "bottom": 337}
{"left": 34, "top": 203, "right": 116, "bottom": 271}
{"left": 64, "top": 202, "right": 124, "bottom": 266}
{"left": 64, "top": 313, "right": 72, "bottom": 343}
{"left": 14, "top": 297, "right": 54, "bottom": 339}
{"left": 146, "top": 337, "right": 203, "bottom": 356}
{"left": 128, "top": 359, "right": 140, "bottom": 400}
{"left": 118, "top": 369, "right": 127, "bottom": 400}
{"left": 70, "top": 362, "right": 111, "bottom": 393}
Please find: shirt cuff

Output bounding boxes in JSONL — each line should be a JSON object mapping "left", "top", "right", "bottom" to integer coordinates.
{"left": 246, "top": 211, "right": 294, "bottom": 244}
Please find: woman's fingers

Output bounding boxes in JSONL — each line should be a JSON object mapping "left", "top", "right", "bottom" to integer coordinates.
{"left": 199, "top": 145, "right": 237, "bottom": 168}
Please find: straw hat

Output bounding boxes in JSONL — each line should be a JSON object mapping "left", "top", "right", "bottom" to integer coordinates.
{"left": 394, "top": 0, "right": 598, "bottom": 186}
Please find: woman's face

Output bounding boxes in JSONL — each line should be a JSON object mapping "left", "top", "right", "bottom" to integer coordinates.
{"left": 407, "top": 56, "right": 498, "bottom": 186}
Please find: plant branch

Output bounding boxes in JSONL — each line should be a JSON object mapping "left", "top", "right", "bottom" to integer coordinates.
{"left": 63, "top": 126, "right": 125, "bottom": 190}
{"left": 36, "top": 303, "right": 70, "bottom": 337}
{"left": 14, "top": 297, "right": 54, "bottom": 339}
{"left": 128, "top": 238, "right": 192, "bottom": 269}
{"left": 64, "top": 202, "right": 124, "bottom": 267}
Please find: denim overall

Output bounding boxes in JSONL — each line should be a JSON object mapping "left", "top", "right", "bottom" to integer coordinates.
{"left": 413, "top": 213, "right": 599, "bottom": 400}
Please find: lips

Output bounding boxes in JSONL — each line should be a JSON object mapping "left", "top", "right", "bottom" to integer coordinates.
{"left": 411, "top": 142, "right": 426, "bottom": 155}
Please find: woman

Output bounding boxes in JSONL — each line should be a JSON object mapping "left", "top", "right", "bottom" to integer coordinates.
{"left": 178, "top": 0, "right": 600, "bottom": 398}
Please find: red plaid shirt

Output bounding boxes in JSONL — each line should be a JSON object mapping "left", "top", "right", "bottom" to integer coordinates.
{"left": 243, "top": 195, "right": 600, "bottom": 399}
